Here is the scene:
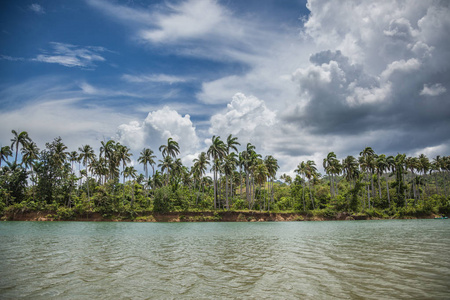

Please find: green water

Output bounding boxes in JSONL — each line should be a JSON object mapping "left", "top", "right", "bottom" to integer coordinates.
{"left": 1, "top": 220, "right": 449, "bottom": 299}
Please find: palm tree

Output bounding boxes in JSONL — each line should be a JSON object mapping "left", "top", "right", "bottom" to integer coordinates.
{"left": 0, "top": 146, "right": 13, "bottom": 168}
{"left": 116, "top": 144, "right": 132, "bottom": 184}
{"left": 376, "top": 154, "right": 388, "bottom": 199}
{"left": 405, "top": 156, "right": 419, "bottom": 202}
{"left": 393, "top": 153, "right": 407, "bottom": 207}
{"left": 418, "top": 154, "right": 430, "bottom": 200}
{"left": 323, "top": 152, "right": 341, "bottom": 198}
{"left": 295, "top": 161, "right": 307, "bottom": 211}
{"left": 360, "top": 147, "right": 376, "bottom": 207}
{"left": 10, "top": 130, "right": 31, "bottom": 164}
{"left": 123, "top": 166, "right": 138, "bottom": 206}
{"left": 68, "top": 151, "right": 79, "bottom": 174}
{"left": 78, "top": 144, "right": 95, "bottom": 203}
{"left": 138, "top": 148, "right": 155, "bottom": 180}
{"left": 265, "top": 155, "right": 279, "bottom": 209}
{"left": 207, "top": 136, "right": 227, "bottom": 209}
{"left": 253, "top": 159, "right": 269, "bottom": 210}
{"left": 193, "top": 152, "right": 210, "bottom": 199}
{"left": 158, "top": 155, "right": 173, "bottom": 186}
{"left": 305, "top": 160, "right": 318, "bottom": 210}
{"left": 223, "top": 152, "right": 238, "bottom": 209}
{"left": 159, "top": 138, "right": 180, "bottom": 159}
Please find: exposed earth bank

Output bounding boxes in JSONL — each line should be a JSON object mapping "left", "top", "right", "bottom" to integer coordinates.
{"left": 2, "top": 211, "right": 439, "bottom": 222}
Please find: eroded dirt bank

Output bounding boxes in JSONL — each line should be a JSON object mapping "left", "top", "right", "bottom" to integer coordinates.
{"left": 2, "top": 210, "right": 437, "bottom": 222}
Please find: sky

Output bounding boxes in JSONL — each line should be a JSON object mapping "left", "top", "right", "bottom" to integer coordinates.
{"left": 1, "top": 0, "right": 449, "bottom": 176}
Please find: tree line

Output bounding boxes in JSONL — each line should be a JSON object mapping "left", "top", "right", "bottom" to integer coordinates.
{"left": 1, "top": 130, "right": 449, "bottom": 218}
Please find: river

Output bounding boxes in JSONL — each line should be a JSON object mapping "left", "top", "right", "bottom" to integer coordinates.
{"left": 1, "top": 220, "right": 449, "bottom": 299}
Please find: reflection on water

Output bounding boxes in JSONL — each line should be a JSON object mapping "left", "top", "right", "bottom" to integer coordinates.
{"left": 1, "top": 220, "right": 449, "bottom": 299}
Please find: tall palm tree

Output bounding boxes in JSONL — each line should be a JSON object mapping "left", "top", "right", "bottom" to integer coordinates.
{"left": 78, "top": 144, "right": 95, "bottom": 203}
{"left": 138, "top": 148, "right": 155, "bottom": 180}
{"left": 193, "top": 152, "right": 210, "bottom": 196}
{"left": 0, "top": 146, "right": 13, "bottom": 168}
{"left": 323, "top": 152, "right": 341, "bottom": 198}
{"left": 10, "top": 130, "right": 31, "bottom": 164}
{"left": 305, "top": 160, "right": 318, "bottom": 210}
{"left": 295, "top": 161, "right": 307, "bottom": 211}
{"left": 158, "top": 155, "right": 173, "bottom": 186}
{"left": 223, "top": 152, "right": 238, "bottom": 209}
{"left": 393, "top": 153, "right": 407, "bottom": 207}
{"left": 116, "top": 144, "right": 132, "bottom": 184}
{"left": 405, "top": 156, "right": 419, "bottom": 202}
{"left": 123, "top": 166, "right": 138, "bottom": 206}
{"left": 360, "top": 147, "right": 376, "bottom": 207}
{"left": 207, "top": 136, "right": 227, "bottom": 209}
{"left": 264, "top": 155, "right": 279, "bottom": 209}
{"left": 418, "top": 154, "right": 430, "bottom": 200}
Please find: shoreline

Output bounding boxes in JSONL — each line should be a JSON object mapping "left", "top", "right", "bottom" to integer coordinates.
{"left": 2, "top": 211, "right": 440, "bottom": 222}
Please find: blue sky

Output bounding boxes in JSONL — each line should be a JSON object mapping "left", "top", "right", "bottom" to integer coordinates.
{"left": 1, "top": 0, "right": 449, "bottom": 175}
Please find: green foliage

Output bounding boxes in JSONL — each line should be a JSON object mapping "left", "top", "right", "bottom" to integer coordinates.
{"left": 153, "top": 186, "right": 173, "bottom": 213}
{"left": 55, "top": 207, "right": 75, "bottom": 220}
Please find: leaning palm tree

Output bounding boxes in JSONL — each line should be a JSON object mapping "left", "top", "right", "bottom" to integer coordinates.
{"left": 10, "top": 130, "right": 31, "bottom": 164}
{"left": 0, "top": 145, "right": 13, "bottom": 168}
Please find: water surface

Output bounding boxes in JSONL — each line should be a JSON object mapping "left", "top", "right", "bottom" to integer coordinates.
{"left": 1, "top": 220, "right": 449, "bottom": 299}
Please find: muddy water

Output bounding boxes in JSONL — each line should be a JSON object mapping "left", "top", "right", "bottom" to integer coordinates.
{"left": 1, "top": 220, "right": 449, "bottom": 299}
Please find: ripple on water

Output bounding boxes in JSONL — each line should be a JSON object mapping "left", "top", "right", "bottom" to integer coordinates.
{"left": 1, "top": 220, "right": 449, "bottom": 299}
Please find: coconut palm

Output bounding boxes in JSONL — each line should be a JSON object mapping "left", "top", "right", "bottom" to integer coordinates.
{"left": 418, "top": 154, "right": 430, "bottom": 199}
{"left": 78, "top": 144, "right": 96, "bottom": 203}
{"left": 123, "top": 166, "right": 138, "bottom": 206}
{"left": 295, "top": 162, "right": 307, "bottom": 211}
{"left": 193, "top": 152, "right": 210, "bottom": 196}
{"left": 305, "top": 160, "right": 318, "bottom": 210}
{"left": 158, "top": 155, "right": 173, "bottom": 186}
{"left": 159, "top": 138, "right": 180, "bottom": 159}
{"left": 264, "top": 155, "right": 279, "bottom": 208}
{"left": 223, "top": 152, "right": 238, "bottom": 209}
{"left": 10, "top": 130, "right": 31, "bottom": 164}
{"left": 116, "top": 144, "right": 132, "bottom": 184}
{"left": 207, "top": 136, "right": 227, "bottom": 209}
{"left": 0, "top": 146, "right": 13, "bottom": 168}
{"left": 323, "top": 152, "right": 341, "bottom": 198}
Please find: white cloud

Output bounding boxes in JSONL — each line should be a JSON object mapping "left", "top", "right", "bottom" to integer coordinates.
{"left": 79, "top": 82, "right": 142, "bottom": 98}
{"left": 32, "top": 42, "right": 107, "bottom": 68}
{"left": 139, "top": 0, "right": 226, "bottom": 43}
{"left": 29, "top": 4, "right": 45, "bottom": 14}
{"left": 122, "top": 74, "right": 188, "bottom": 84}
{"left": 209, "top": 93, "right": 277, "bottom": 152}
{"left": 420, "top": 83, "right": 446, "bottom": 97}
{"left": 116, "top": 106, "right": 200, "bottom": 156}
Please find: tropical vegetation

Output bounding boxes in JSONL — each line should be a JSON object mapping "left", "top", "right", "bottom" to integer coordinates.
{"left": 1, "top": 130, "right": 449, "bottom": 220}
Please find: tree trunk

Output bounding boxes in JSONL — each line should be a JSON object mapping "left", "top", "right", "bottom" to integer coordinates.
{"left": 386, "top": 179, "right": 390, "bottom": 208}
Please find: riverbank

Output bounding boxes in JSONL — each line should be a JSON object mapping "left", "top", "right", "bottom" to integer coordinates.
{"left": 1, "top": 210, "right": 440, "bottom": 222}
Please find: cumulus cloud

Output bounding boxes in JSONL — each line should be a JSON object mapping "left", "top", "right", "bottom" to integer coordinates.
{"left": 116, "top": 106, "right": 200, "bottom": 156}
{"left": 33, "top": 42, "right": 108, "bottom": 68}
{"left": 208, "top": 93, "right": 277, "bottom": 152}
{"left": 284, "top": 0, "right": 450, "bottom": 156}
